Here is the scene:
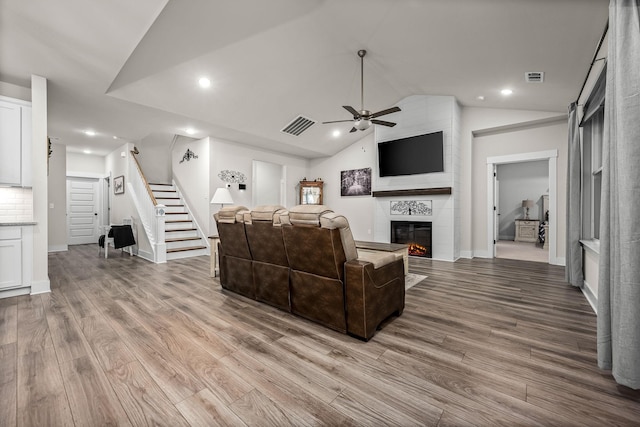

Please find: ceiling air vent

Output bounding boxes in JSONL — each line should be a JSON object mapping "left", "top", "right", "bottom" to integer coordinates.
{"left": 525, "top": 71, "right": 545, "bottom": 83}
{"left": 281, "top": 115, "right": 315, "bottom": 136}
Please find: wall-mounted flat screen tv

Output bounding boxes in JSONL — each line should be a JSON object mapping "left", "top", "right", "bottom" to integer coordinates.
{"left": 378, "top": 131, "right": 444, "bottom": 177}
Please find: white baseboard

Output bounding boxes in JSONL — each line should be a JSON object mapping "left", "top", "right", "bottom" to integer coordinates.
{"left": 551, "top": 256, "right": 566, "bottom": 266}
{"left": 136, "top": 249, "right": 157, "bottom": 263}
{"left": 48, "top": 245, "right": 68, "bottom": 253}
{"left": 30, "top": 279, "right": 51, "bottom": 295}
{"left": 582, "top": 279, "right": 598, "bottom": 314}
{"left": 1, "top": 287, "right": 31, "bottom": 299}
{"left": 459, "top": 250, "right": 473, "bottom": 259}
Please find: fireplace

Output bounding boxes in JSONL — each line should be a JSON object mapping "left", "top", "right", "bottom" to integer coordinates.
{"left": 391, "top": 221, "right": 432, "bottom": 258}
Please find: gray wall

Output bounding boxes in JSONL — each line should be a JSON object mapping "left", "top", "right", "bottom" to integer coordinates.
{"left": 497, "top": 160, "right": 548, "bottom": 240}
{"left": 48, "top": 142, "right": 67, "bottom": 251}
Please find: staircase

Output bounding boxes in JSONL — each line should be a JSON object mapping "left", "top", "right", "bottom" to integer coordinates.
{"left": 149, "top": 183, "right": 208, "bottom": 260}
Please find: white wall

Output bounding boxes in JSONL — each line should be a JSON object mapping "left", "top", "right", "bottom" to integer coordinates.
{"left": 459, "top": 107, "right": 567, "bottom": 258}
{"left": 0, "top": 81, "right": 30, "bottom": 102}
{"left": 497, "top": 160, "right": 548, "bottom": 240}
{"left": 309, "top": 95, "right": 461, "bottom": 260}
{"left": 253, "top": 160, "right": 283, "bottom": 207}
{"left": 471, "top": 119, "right": 567, "bottom": 260}
{"left": 209, "top": 138, "right": 308, "bottom": 234}
{"left": 309, "top": 132, "right": 376, "bottom": 241}
{"left": 172, "top": 136, "right": 210, "bottom": 235}
{"left": 31, "top": 75, "right": 49, "bottom": 294}
{"left": 48, "top": 142, "right": 67, "bottom": 252}
{"left": 67, "top": 152, "right": 105, "bottom": 175}
{"left": 105, "top": 143, "right": 151, "bottom": 256}
{"left": 137, "top": 132, "right": 175, "bottom": 184}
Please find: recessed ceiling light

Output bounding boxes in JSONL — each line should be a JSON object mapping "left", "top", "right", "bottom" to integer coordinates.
{"left": 332, "top": 130, "right": 341, "bottom": 138}
{"left": 113, "top": 136, "right": 118, "bottom": 140}
{"left": 84, "top": 130, "right": 96, "bottom": 136}
{"left": 83, "top": 149, "right": 91, "bottom": 154}
{"left": 198, "top": 77, "right": 211, "bottom": 88}
{"left": 477, "top": 95, "right": 485, "bottom": 101}
{"left": 501, "top": 89, "right": 513, "bottom": 96}
{"left": 185, "top": 128, "right": 196, "bottom": 135}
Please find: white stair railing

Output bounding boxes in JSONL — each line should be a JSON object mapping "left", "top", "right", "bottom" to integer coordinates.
{"left": 128, "top": 150, "right": 166, "bottom": 263}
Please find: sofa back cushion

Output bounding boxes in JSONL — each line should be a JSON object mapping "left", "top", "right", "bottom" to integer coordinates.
{"left": 282, "top": 205, "right": 349, "bottom": 280}
{"left": 245, "top": 205, "right": 288, "bottom": 266}
{"left": 214, "top": 206, "right": 251, "bottom": 259}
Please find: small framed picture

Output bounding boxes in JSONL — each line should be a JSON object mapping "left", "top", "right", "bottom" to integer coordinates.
{"left": 114, "top": 175, "right": 125, "bottom": 195}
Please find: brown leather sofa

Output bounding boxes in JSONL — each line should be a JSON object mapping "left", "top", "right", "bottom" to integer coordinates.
{"left": 214, "top": 204, "right": 405, "bottom": 340}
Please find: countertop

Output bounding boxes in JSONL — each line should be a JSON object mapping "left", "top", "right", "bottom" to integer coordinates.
{"left": 0, "top": 222, "right": 37, "bottom": 226}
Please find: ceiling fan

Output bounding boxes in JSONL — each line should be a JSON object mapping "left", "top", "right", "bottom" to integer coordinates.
{"left": 323, "top": 49, "right": 401, "bottom": 133}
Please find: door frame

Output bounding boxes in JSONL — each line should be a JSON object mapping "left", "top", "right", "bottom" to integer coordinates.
{"left": 66, "top": 172, "right": 109, "bottom": 244}
{"left": 486, "top": 149, "right": 559, "bottom": 265}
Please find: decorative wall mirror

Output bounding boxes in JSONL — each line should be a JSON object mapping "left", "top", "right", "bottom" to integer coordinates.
{"left": 299, "top": 180, "right": 323, "bottom": 205}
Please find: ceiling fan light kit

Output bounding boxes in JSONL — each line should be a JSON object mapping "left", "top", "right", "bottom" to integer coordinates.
{"left": 323, "top": 49, "right": 400, "bottom": 132}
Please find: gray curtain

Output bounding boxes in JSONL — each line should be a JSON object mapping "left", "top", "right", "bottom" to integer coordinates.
{"left": 597, "top": 0, "right": 640, "bottom": 390}
{"left": 565, "top": 102, "right": 583, "bottom": 287}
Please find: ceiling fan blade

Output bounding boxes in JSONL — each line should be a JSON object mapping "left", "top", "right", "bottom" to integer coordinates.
{"left": 371, "top": 106, "right": 401, "bottom": 119}
{"left": 322, "top": 120, "right": 354, "bottom": 124}
{"left": 371, "top": 119, "right": 397, "bottom": 127}
{"left": 343, "top": 106, "right": 360, "bottom": 117}
{"left": 349, "top": 127, "right": 357, "bottom": 133}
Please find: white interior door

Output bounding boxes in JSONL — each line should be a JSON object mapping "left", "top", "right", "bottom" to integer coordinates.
{"left": 67, "top": 177, "right": 100, "bottom": 245}
{"left": 493, "top": 166, "right": 499, "bottom": 257}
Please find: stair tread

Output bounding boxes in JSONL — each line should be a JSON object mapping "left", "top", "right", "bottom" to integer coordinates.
{"left": 166, "top": 219, "right": 193, "bottom": 223}
{"left": 149, "top": 183, "right": 172, "bottom": 186}
{"left": 165, "top": 228, "right": 197, "bottom": 232}
{"left": 166, "top": 237, "right": 202, "bottom": 242}
{"left": 165, "top": 212, "right": 188, "bottom": 215}
{"left": 155, "top": 197, "right": 180, "bottom": 199}
{"left": 167, "top": 246, "right": 207, "bottom": 253}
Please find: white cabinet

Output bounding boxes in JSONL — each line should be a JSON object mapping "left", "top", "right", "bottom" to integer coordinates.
{"left": 0, "top": 229, "right": 22, "bottom": 289}
{"left": 0, "top": 97, "right": 32, "bottom": 186}
{"left": 0, "top": 226, "right": 33, "bottom": 298}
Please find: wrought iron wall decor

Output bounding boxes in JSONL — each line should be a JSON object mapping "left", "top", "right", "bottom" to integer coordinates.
{"left": 390, "top": 200, "right": 432, "bottom": 216}
{"left": 179, "top": 148, "right": 198, "bottom": 163}
{"left": 218, "top": 170, "right": 247, "bottom": 184}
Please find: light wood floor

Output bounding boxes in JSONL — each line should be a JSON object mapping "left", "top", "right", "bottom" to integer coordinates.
{"left": 2, "top": 245, "right": 639, "bottom": 426}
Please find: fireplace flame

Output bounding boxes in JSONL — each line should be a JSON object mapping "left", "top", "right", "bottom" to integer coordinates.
{"left": 408, "top": 243, "right": 428, "bottom": 257}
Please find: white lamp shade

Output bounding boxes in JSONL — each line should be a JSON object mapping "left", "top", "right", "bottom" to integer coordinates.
{"left": 211, "top": 187, "right": 234, "bottom": 205}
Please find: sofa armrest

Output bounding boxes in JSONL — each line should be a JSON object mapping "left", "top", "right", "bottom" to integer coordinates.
{"left": 344, "top": 258, "right": 405, "bottom": 340}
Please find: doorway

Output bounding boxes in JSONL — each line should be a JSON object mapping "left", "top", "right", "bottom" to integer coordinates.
{"left": 66, "top": 176, "right": 102, "bottom": 245}
{"left": 486, "top": 150, "right": 559, "bottom": 265}
{"left": 495, "top": 160, "right": 549, "bottom": 262}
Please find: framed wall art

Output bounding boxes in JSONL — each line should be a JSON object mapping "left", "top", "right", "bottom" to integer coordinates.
{"left": 114, "top": 175, "right": 125, "bottom": 195}
{"left": 340, "top": 167, "right": 371, "bottom": 196}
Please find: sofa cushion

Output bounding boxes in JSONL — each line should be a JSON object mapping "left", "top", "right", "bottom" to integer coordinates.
{"left": 287, "top": 204, "right": 333, "bottom": 226}
{"left": 216, "top": 205, "right": 249, "bottom": 223}
{"left": 250, "top": 205, "right": 286, "bottom": 223}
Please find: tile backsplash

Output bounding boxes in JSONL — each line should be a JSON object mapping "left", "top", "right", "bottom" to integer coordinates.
{"left": 0, "top": 187, "right": 34, "bottom": 222}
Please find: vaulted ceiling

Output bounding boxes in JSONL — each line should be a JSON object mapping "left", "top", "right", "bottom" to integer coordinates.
{"left": 0, "top": 0, "right": 608, "bottom": 158}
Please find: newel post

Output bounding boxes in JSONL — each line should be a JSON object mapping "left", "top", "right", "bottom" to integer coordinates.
{"left": 155, "top": 204, "right": 167, "bottom": 263}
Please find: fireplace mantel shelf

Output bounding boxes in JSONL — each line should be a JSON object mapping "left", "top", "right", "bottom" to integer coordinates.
{"left": 372, "top": 187, "right": 452, "bottom": 198}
